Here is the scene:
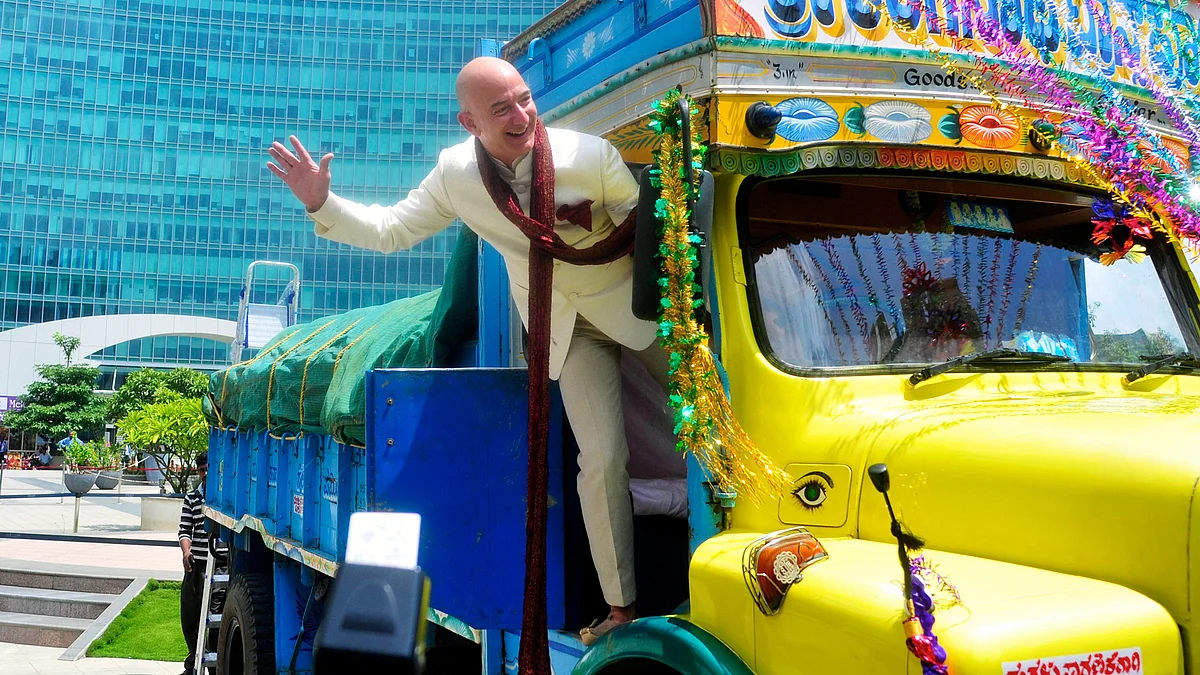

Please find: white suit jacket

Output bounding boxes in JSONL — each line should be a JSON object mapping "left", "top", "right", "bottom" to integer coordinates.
{"left": 308, "top": 127, "right": 657, "bottom": 379}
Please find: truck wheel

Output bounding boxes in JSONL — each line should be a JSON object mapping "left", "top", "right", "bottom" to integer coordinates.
{"left": 217, "top": 573, "right": 275, "bottom": 675}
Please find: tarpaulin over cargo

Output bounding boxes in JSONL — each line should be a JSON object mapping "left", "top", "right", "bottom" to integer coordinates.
{"left": 204, "top": 228, "right": 478, "bottom": 446}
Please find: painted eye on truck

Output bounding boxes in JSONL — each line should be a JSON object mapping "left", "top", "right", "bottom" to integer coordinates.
{"left": 792, "top": 471, "right": 832, "bottom": 510}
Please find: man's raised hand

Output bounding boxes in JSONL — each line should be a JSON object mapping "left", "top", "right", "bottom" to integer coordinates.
{"left": 267, "top": 136, "right": 334, "bottom": 212}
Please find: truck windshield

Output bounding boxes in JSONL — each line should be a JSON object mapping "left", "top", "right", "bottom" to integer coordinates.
{"left": 743, "top": 175, "right": 1193, "bottom": 370}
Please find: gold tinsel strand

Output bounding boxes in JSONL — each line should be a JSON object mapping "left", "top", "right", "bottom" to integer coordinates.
{"left": 651, "top": 91, "right": 793, "bottom": 504}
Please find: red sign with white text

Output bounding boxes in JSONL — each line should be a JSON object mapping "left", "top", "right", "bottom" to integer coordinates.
{"left": 1003, "top": 648, "right": 1142, "bottom": 675}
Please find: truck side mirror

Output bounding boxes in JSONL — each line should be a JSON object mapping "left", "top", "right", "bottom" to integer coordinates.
{"left": 867, "top": 463, "right": 890, "bottom": 494}
{"left": 631, "top": 166, "right": 715, "bottom": 321}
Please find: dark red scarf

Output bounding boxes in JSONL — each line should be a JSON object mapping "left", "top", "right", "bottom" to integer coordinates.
{"left": 476, "top": 120, "right": 636, "bottom": 674}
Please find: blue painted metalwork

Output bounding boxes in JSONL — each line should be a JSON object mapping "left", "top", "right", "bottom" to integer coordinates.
{"left": 481, "top": 628, "right": 505, "bottom": 674}
{"left": 515, "top": 0, "right": 703, "bottom": 112}
{"left": 366, "top": 367, "right": 566, "bottom": 632}
{"left": 686, "top": 453, "right": 721, "bottom": 558}
{"left": 572, "top": 615, "right": 754, "bottom": 675}
{"left": 273, "top": 557, "right": 317, "bottom": 674}
{"left": 500, "top": 630, "right": 587, "bottom": 675}
{"left": 476, "top": 240, "right": 515, "bottom": 368}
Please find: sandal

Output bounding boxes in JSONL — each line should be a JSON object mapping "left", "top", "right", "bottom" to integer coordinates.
{"left": 579, "top": 615, "right": 632, "bottom": 647}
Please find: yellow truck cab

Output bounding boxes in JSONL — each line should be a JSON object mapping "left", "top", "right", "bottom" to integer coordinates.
{"left": 504, "top": 0, "right": 1200, "bottom": 673}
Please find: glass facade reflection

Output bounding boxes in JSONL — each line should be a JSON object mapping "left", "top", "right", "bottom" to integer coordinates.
{"left": 0, "top": 0, "right": 556, "bottom": 382}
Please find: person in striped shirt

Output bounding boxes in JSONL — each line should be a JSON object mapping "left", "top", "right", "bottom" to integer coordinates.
{"left": 178, "top": 452, "right": 208, "bottom": 675}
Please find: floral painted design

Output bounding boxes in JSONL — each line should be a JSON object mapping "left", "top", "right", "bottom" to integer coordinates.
{"left": 1137, "top": 136, "right": 1190, "bottom": 176}
{"left": 863, "top": 100, "right": 932, "bottom": 143}
{"left": 1161, "top": 137, "right": 1190, "bottom": 165}
{"left": 715, "top": 0, "right": 764, "bottom": 37}
{"left": 775, "top": 97, "right": 840, "bottom": 143}
{"left": 957, "top": 105, "right": 1021, "bottom": 149}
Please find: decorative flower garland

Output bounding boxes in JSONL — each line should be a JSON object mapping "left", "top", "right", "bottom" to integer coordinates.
{"left": 648, "top": 89, "right": 792, "bottom": 502}
{"left": 901, "top": 263, "right": 976, "bottom": 349}
{"left": 907, "top": 555, "right": 963, "bottom": 675}
{"left": 1077, "top": 0, "right": 1200, "bottom": 152}
{"left": 1092, "top": 197, "right": 1153, "bottom": 265}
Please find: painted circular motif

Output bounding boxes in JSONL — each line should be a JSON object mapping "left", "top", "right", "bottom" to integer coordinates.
{"left": 1138, "top": 137, "right": 1190, "bottom": 175}
{"left": 765, "top": 0, "right": 808, "bottom": 38}
{"left": 958, "top": 105, "right": 1021, "bottom": 149}
{"left": 862, "top": 100, "right": 933, "bottom": 144}
{"left": 774, "top": 97, "right": 841, "bottom": 143}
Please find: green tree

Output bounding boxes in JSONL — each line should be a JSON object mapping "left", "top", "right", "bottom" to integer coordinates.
{"left": 54, "top": 332, "right": 82, "bottom": 366}
{"left": 118, "top": 398, "right": 210, "bottom": 494}
{"left": 4, "top": 334, "right": 105, "bottom": 442}
{"left": 107, "top": 368, "right": 210, "bottom": 424}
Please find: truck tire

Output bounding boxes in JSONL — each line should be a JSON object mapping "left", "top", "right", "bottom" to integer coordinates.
{"left": 217, "top": 573, "right": 275, "bottom": 675}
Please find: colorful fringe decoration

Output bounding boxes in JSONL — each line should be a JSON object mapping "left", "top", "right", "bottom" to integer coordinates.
{"left": 648, "top": 89, "right": 792, "bottom": 503}
{"left": 873, "top": 0, "right": 1200, "bottom": 255}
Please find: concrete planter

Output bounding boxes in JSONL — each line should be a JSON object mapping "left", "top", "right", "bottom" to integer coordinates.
{"left": 62, "top": 472, "right": 95, "bottom": 496}
{"left": 94, "top": 471, "right": 122, "bottom": 490}
{"left": 140, "top": 496, "right": 183, "bottom": 531}
{"left": 142, "top": 454, "right": 164, "bottom": 485}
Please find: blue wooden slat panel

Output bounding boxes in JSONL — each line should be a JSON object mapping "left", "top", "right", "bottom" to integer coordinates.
{"left": 336, "top": 443, "right": 355, "bottom": 560}
{"left": 300, "top": 436, "right": 319, "bottom": 549}
{"left": 277, "top": 435, "right": 295, "bottom": 541}
{"left": 517, "top": 0, "right": 703, "bottom": 113}
{"left": 318, "top": 436, "right": 341, "bottom": 558}
{"left": 251, "top": 431, "right": 270, "bottom": 517}
{"left": 352, "top": 446, "right": 368, "bottom": 514}
{"left": 368, "top": 368, "right": 565, "bottom": 632}
{"left": 266, "top": 435, "right": 280, "bottom": 530}
{"left": 207, "top": 429, "right": 229, "bottom": 512}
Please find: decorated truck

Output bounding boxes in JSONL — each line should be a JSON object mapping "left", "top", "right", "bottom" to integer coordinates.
{"left": 204, "top": 0, "right": 1200, "bottom": 673}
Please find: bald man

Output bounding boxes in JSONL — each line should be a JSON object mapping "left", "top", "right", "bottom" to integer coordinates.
{"left": 268, "top": 57, "right": 670, "bottom": 642}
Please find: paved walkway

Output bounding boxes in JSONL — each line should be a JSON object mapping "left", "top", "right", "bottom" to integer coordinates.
{"left": 0, "top": 643, "right": 180, "bottom": 675}
{"left": 0, "top": 469, "right": 164, "bottom": 534}
{"left": 0, "top": 469, "right": 185, "bottom": 673}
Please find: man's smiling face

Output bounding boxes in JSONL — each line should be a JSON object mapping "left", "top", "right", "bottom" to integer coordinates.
{"left": 457, "top": 58, "right": 538, "bottom": 168}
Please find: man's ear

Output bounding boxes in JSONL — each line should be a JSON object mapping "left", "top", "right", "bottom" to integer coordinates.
{"left": 458, "top": 111, "right": 480, "bottom": 137}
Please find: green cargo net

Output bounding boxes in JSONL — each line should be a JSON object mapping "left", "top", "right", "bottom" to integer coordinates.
{"left": 204, "top": 228, "right": 479, "bottom": 446}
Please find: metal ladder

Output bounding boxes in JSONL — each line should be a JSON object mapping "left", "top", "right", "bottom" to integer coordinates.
{"left": 194, "top": 546, "right": 229, "bottom": 674}
{"left": 232, "top": 260, "right": 300, "bottom": 363}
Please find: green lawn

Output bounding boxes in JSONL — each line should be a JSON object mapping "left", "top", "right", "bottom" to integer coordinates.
{"left": 87, "top": 579, "right": 189, "bottom": 662}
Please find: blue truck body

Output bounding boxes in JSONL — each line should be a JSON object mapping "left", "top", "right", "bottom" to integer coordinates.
{"left": 204, "top": 2, "right": 729, "bottom": 672}
{"left": 206, "top": 365, "right": 584, "bottom": 673}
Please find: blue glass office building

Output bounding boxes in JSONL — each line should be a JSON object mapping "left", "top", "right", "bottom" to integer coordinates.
{"left": 0, "top": 0, "right": 558, "bottom": 395}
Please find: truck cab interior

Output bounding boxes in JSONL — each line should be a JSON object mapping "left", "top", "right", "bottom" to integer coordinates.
{"left": 738, "top": 173, "right": 1200, "bottom": 376}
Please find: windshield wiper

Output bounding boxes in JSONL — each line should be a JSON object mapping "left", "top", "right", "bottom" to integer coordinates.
{"left": 909, "top": 348, "right": 1071, "bottom": 385}
{"left": 1125, "top": 352, "right": 1200, "bottom": 383}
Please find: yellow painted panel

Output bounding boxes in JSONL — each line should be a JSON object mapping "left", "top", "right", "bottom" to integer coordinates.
{"left": 703, "top": 171, "right": 1200, "bottom": 669}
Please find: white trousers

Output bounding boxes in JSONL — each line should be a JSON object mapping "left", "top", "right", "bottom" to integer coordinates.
{"left": 558, "top": 317, "right": 672, "bottom": 607}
